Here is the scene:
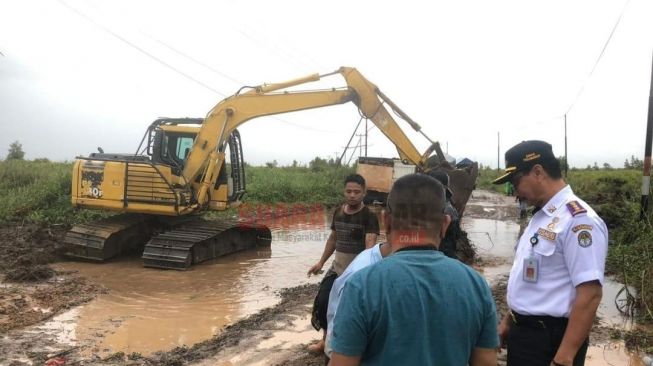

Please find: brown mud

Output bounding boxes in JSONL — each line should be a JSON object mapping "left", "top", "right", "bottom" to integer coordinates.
{"left": 0, "top": 223, "right": 106, "bottom": 334}
{"left": 0, "top": 192, "right": 650, "bottom": 365}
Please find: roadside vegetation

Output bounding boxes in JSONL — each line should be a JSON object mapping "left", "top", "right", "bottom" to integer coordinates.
{"left": 245, "top": 157, "right": 354, "bottom": 205}
{"left": 0, "top": 157, "right": 354, "bottom": 226}
{"left": 0, "top": 159, "right": 108, "bottom": 225}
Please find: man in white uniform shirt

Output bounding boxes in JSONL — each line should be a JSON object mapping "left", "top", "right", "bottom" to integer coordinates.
{"left": 493, "top": 140, "right": 607, "bottom": 366}
{"left": 323, "top": 242, "right": 392, "bottom": 364}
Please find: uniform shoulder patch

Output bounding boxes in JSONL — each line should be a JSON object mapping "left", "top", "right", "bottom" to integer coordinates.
{"left": 577, "top": 230, "right": 593, "bottom": 247}
{"left": 566, "top": 201, "right": 587, "bottom": 216}
{"left": 572, "top": 224, "right": 593, "bottom": 233}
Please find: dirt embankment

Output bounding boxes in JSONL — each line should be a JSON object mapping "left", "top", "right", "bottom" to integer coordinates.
{"left": 0, "top": 223, "right": 106, "bottom": 336}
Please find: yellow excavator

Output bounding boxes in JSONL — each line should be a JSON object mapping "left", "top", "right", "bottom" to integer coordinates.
{"left": 65, "top": 66, "right": 478, "bottom": 270}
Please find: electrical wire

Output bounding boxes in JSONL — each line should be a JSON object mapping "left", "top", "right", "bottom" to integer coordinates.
{"left": 56, "top": 0, "right": 343, "bottom": 134}
{"left": 142, "top": 32, "right": 245, "bottom": 87}
{"left": 56, "top": 0, "right": 229, "bottom": 97}
{"left": 138, "top": 37, "right": 342, "bottom": 133}
{"left": 565, "top": 0, "right": 631, "bottom": 115}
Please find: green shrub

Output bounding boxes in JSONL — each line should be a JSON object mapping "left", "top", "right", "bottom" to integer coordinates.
{"left": 0, "top": 160, "right": 107, "bottom": 225}
{"left": 0, "top": 160, "right": 354, "bottom": 225}
{"left": 245, "top": 165, "right": 355, "bottom": 204}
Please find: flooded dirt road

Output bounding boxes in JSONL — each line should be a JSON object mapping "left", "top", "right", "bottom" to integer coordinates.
{"left": 0, "top": 191, "right": 647, "bottom": 365}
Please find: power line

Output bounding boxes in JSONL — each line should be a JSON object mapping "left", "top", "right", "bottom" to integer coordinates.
{"left": 56, "top": 0, "right": 228, "bottom": 97}
{"left": 142, "top": 33, "right": 245, "bottom": 87}
{"left": 565, "top": 0, "right": 631, "bottom": 115}
{"left": 56, "top": 0, "right": 343, "bottom": 134}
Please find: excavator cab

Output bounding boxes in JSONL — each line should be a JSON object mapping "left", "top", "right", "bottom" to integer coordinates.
{"left": 66, "top": 118, "right": 263, "bottom": 269}
{"left": 141, "top": 118, "right": 246, "bottom": 207}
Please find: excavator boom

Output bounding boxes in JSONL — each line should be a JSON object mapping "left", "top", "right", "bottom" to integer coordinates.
{"left": 184, "top": 67, "right": 442, "bottom": 208}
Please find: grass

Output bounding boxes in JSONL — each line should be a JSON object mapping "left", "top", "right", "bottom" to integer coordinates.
{"left": 245, "top": 165, "right": 354, "bottom": 205}
{"left": 0, "top": 160, "right": 108, "bottom": 225}
{"left": 0, "top": 160, "right": 354, "bottom": 225}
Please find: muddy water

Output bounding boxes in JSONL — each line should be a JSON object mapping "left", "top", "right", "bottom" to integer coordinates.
{"left": 41, "top": 192, "right": 643, "bottom": 365}
{"left": 52, "top": 210, "right": 333, "bottom": 356}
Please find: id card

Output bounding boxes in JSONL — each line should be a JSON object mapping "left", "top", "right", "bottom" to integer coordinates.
{"left": 522, "top": 256, "right": 539, "bottom": 283}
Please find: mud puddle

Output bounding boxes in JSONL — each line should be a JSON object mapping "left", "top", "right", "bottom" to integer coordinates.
{"left": 1, "top": 210, "right": 328, "bottom": 361}
{"left": 2, "top": 191, "right": 647, "bottom": 365}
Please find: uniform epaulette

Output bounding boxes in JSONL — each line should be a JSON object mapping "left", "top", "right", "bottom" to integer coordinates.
{"left": 566, "top": 201, "right": 587, "bottom": 216}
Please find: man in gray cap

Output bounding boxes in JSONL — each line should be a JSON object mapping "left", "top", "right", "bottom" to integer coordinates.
{"left": 426, "top": 170, "right": 461, "bottom": 259}
{"left": 493, "top": 140, "right": 608, "bottom": 366}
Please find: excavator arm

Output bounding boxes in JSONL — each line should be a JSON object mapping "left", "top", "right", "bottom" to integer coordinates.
{"left": 183, "top": 67, "right": 436, "bottom": 206}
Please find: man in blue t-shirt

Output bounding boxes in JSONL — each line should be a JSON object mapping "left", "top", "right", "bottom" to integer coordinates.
{"left": 329, "top": 174, "right": 498, "bottom": 366}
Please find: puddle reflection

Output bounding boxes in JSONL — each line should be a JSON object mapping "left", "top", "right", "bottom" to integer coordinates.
{"left": 53, "top": 211, "right": 332, "bottom": 356}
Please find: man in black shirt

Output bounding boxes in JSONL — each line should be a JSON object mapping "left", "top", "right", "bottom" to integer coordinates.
{"left": 307, "top": 174, "right": 379, "bottom": 354}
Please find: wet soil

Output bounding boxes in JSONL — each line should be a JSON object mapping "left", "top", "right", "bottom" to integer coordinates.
{"left": 0, "top": 223, "right": 66, "bottom": 274}
{"left": 0, "top": 223, "right": 106, "bottom": 334}
{"left": 1, "top": 192, "right": 650, "bottom": 365}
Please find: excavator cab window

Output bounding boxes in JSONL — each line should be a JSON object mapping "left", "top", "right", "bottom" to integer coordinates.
{"left": 172, "top": 136, "right": 194, "bottom": 162}
{"left": 151, "top": 130, "right": 196, "bottom": 174}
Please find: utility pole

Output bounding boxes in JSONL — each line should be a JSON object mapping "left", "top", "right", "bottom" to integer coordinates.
{"left": 358, "top": 134, "right": 363, "bottom": 159}
{"left": 564, "top": 114, "right": 568, "bottom": 177}
{"left": 497, "top": 132, "right": 500, "bottom": 173}
{"left": 640, "top": 56, "right": 653, "bottom": 220}
{"left": 365, "top": 119, "right": 368, "bottom": 157}
{"left": 339, "top": 118, "right": 364, "bottom": 165}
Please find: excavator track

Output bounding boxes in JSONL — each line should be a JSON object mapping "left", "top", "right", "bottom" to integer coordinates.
{"left": 64, "top": 215, "right": 271, "bottom": 270}
{"left": 141, "top": 218, "right": 272, "bottom": 270}
{"left": 63, "top": 214, "right": 154, "bottom": 261}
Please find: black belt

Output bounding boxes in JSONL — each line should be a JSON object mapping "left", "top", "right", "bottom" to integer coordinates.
{"left": 510, "top": 310, "right": 568, "bottom": 329}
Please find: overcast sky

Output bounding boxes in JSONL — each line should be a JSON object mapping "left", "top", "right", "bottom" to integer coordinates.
{"left": 1, "top": 0, "right": 652, "bottom": 168}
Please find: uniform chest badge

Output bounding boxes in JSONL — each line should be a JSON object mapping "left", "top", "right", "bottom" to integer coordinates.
{"left": 547, "top": 217, "right": 560, "bottom": 230}
{"left": 537, "top": 228, "right": 557, "bottom": 241}
{"left": 546, "top": 205, "right": 557, "bottom": 213}
{"left": 578, "top": 230, "right": 593, "bottom": 247}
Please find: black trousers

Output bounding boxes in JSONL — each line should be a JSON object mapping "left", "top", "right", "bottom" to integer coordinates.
{"left": 507, "top": 312, "right": 589, "bottom": 366}
{"left": 311, "top": 269, "right": 338, "bottom": 331}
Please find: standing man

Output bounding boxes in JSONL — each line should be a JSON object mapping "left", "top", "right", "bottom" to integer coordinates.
{"left": 329, "top": 174, "right": 498, "bottom": 366}
{"left": 426, "top": 170, "right": 462, "bottom": 259}
{"left": 493, "top": 140, "right": 608, "bottom": 366}
{"left": 307, "top": 174, "right": 379, "bottom": 354}
{"left": 324, "top": 241, "right": 392, "bottom": 363}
